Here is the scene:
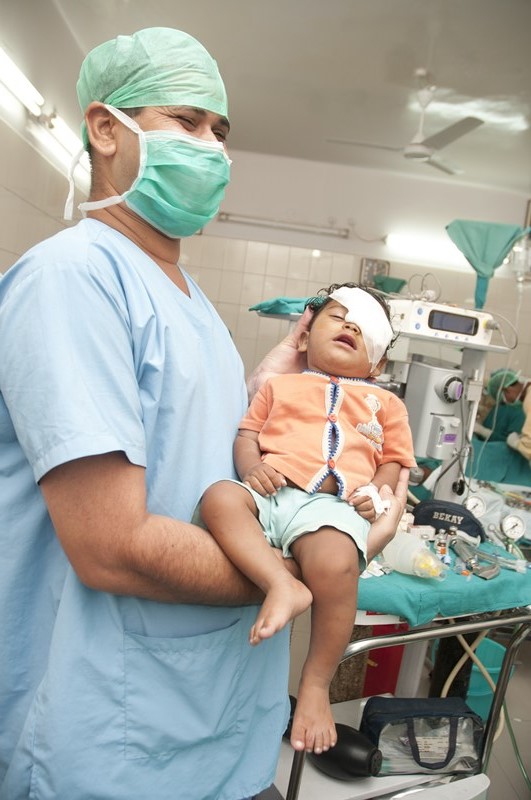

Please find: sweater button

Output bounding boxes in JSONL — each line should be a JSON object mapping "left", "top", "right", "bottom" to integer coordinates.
{"left": 328, "top": 413, "right": 337, "bottom": 422}
{"left": 328, "top": 458, "right": 335, "bottom": 469}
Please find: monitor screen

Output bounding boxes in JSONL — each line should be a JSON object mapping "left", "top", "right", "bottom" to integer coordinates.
{"left": 428, "top": 310, "right": 478, "bottom": 335}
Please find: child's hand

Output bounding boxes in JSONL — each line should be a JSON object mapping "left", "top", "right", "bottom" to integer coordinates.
{"left": 242, "top": 464, "right": 287, "bottom": 497}
{"left": 348, "top": 490, "right": 376, "bottom": 521}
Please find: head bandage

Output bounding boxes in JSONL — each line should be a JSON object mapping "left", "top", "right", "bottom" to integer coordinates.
{"left": 329, "top": 287, "right": 394, "bottom": 370}
{"left": 76, "top": 27, "right": 228, "bottom": 149}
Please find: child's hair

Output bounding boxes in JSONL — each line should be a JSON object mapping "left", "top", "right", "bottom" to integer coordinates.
{"left": 305, "top": 282, "right": 397, "bottom": 354}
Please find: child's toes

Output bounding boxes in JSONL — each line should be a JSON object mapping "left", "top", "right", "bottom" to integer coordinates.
{"left": 290, "top": 724, "right": 306, "bottom": 752}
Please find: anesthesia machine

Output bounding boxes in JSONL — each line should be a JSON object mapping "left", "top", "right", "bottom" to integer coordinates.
{"left": 383, "top": 298, "right": 508, "bottom": 501}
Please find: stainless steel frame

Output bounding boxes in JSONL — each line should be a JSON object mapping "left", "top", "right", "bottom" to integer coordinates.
{"left": 284, "top": 606, "right": 531, "bottom": 800}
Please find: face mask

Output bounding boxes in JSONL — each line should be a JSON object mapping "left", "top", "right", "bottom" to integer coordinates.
{"left": 70, "top": 105, "right": 231, "bottom": 238}
{"left": 503, "top": 387, "right": 524, "bottom": 406}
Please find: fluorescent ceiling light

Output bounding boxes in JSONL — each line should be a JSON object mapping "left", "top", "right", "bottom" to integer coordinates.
{"left": 48, "top": 113, "right": 82, "bottom": 156}
{"left": 27, "top": 116, "right": 86, "bottom": 170}
{"left": 0, "top": 47, "right": 88, "bottom": 186}
{"left": 414, "top": 91, "right": 529, "bottom": 133}
{"left": 0, "top": 46, "right": 44, "bottom": 116}
{"left": 386, "top": 231, "right": 468, "bottom": 269}
{"left": 40, "top": 112, "right": 83, "bottom": 157}
{"left": 0, "top": 81, "right": 24, "bottom": 119}
{"left": 217, "top": 211, "right": 350, "bottom": 239}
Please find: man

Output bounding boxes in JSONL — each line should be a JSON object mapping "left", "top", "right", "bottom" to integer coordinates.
{"left": 486, "top": 368, "right": 531, "bottom": 464}
{"left": 0, "top": 27, "right": 307, "bottom": 800}
{"left": 0, "top": 27, "right": 409, "bottom": 799}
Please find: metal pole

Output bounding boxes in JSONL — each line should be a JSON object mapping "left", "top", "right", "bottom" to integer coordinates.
{"left": 480, "top": 621, "right": 531, "bottom": 770}
{"left": 285, "top": 750, "right": 306, "bottom": 800}
{"left": 339, "top": 609, "right": 531, "bottom": 662}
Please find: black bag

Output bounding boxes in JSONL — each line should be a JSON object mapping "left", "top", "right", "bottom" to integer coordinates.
{"left": 360, "top": 696, "right": 484, "bottom": 775}
{"left": 412, "top": 499, "right": 486, "bottom": 541}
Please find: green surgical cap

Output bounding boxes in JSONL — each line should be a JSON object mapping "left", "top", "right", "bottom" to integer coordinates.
{"left": 487, "top": 368, "right": 520, "bottom": 399}
{"left": 77, "top": 27, "right": 228, "bottom": 148}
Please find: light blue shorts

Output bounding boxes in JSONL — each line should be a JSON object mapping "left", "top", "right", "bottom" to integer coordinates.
{"left": 240, "top": 483, "right": 370, "bottom": 568}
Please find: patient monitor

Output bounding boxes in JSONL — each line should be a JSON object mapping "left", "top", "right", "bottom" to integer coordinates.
{"left": 389, "top": 298, "right": 495, "bottom": 347}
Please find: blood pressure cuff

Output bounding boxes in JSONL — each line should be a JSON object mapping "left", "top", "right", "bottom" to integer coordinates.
{"left": 412, "top": 499, "right": 486, "bottom": 541}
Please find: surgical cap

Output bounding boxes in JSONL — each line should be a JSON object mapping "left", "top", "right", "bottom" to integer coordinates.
{"left": 77, "top": 27, "right": 228, "bottom": 148}
{"left": 487, "top": 368, "right": 520, "bottom": 399}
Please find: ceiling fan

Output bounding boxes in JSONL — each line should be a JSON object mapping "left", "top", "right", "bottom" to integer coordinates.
{"left": 327, "top": 69, "right": 484, "bottom": 175}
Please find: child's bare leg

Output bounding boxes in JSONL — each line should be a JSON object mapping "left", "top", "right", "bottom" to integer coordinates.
{"left": 201, "top": 481, "right": 312, "bottom": 644}
{"left": 366, "top": 483, "right": 406, "bottom": 562}
{"left": 289, "top": 528, "right": 360, "bottom": 754}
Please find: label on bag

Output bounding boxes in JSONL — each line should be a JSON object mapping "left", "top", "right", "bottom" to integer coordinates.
{"left": 400, "top": 734, "right": 450, "bottom": 760}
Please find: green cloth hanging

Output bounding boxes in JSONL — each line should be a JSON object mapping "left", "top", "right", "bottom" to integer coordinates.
{"left": 446, "top": 220, "right": 530, "bottom": 308}
{"left": 373, "top": 274, "right": 407, "bottom": 294}
{"left": 249, "top": 297, "right": 308, "bottom": 315}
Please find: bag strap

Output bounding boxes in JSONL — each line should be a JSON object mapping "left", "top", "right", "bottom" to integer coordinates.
{"left": 406, "top": 717, "right": 458, "bottom": 770}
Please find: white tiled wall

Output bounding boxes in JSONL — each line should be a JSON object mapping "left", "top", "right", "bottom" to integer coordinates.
{"left": 0, "top": 126, "right": 67, "bottom": 272}
{"left": 181, "top": 234, "right": 366, "bottom": 373}
{"left": 1, "top": 117, "right": 530, "bottom": 383}
{"left": 181, "top": 233, "right": 531, "bottom": 379}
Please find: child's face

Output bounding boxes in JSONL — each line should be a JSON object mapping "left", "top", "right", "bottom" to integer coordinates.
{"left": 298, "top": 300, "right": 381, "bottom": 378}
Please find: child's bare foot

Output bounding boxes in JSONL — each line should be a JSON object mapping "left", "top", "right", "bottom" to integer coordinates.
{"left": 290, "top": 680, "right": 336, "bottom": 754}
{"left": 249, "top": 576, "right": 312, "bottom": 645}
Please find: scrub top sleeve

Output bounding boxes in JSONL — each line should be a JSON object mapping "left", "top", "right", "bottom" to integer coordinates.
{"left": 0, "top": 262, "right": 146, "bottom": 482}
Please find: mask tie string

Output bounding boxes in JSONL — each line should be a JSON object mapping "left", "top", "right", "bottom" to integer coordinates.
{"left": 64, "top": 147, "right": 86, "bottom": 221}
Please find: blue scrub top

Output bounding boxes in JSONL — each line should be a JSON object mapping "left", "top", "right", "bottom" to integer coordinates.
{"left": 0, "top": 219, "right": 290, "bottom": 800}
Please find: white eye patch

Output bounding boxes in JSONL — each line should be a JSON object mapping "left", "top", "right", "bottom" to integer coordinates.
{"left": 329, "top": 287, "right": 394, "bottom": 370}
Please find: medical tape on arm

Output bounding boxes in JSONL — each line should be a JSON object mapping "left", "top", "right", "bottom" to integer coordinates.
{"left": 354, "top": 483, "right": 391, "bottom": 517}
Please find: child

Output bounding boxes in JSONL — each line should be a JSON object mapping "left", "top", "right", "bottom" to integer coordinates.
{"left": 201, "top": 283, "right": 416, "bottom": 755}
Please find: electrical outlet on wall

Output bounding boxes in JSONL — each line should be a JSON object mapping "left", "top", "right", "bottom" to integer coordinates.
{"left": 359, "top": 257, "right": 390, "bottom": 286}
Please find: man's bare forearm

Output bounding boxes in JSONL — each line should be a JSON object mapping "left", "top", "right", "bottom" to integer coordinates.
{"left": 40, "top": 452, "right": 300, "bottom": 605}
{"left": 113, "top": 512, "right": 266, "bottom": 604}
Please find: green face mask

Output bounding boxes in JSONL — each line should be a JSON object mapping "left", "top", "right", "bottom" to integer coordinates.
{"left": 78, "top": 106, "right": 231, "bottom": 238}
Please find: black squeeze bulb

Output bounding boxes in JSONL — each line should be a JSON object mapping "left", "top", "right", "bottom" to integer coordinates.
{"left": 283, "top": 696, "right": 382, "bottom": 780}
{"left": 307, "top": 723, "right": 382, "bottom": 780}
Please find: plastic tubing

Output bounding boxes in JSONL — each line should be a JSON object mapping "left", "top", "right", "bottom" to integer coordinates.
{"left": 440, "top": 625, "right": 505, "bottom": 741}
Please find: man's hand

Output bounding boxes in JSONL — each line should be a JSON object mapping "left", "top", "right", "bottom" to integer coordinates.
{"left": 391, "top": 466, "right": 409, "bottom": 513}
{"left": 246, "top": 307, "right": 313, "bottom": 398}
{"left": 365, "top": 468, "right": 410, "bottom": 562}
{"left": 242, "top": 464, "right": 287, "bottom": 496}
{"left": 40, "top": 452, "right": 270, "bottom": 605}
